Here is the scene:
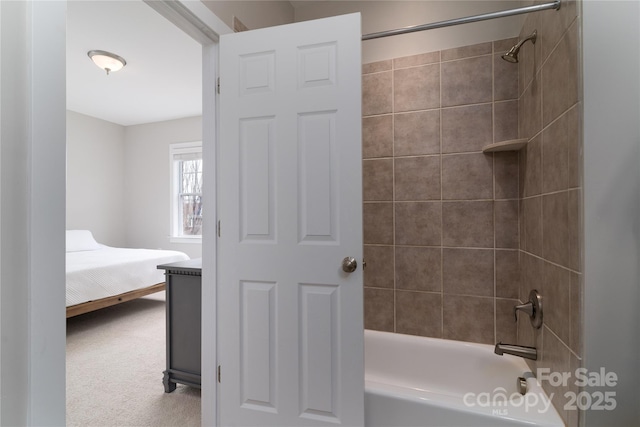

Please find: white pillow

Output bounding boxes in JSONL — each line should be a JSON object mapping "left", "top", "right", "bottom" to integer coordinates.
{"left": 66, "top": 230, "right": 101, "bottom": 252}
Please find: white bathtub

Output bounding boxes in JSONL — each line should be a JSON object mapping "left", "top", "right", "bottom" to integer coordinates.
{"left": 365, "top": 330, "right": 565, "bottom": 427}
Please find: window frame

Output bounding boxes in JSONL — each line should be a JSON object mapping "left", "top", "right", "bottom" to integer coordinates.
{"left": 169, "top": 141, "right": 203, "bottom": 243}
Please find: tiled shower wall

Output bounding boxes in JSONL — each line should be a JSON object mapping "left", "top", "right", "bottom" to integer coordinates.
{"left": 516, "top": 1, "right": 582, "bottom": 426}
{"left": 362, "top": 38, "right": 522, "bottom": 345}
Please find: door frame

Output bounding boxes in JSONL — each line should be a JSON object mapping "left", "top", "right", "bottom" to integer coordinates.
{"left": 143, "top": 2, "right": 230, "bottom": 425}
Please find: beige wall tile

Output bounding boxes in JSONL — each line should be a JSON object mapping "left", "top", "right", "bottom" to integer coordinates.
{"left": 543, "top": 261, "right": 571, "bottom": 344}
{"left": 441, "top": 42, "right": 491, "bottom": 61}
{"left": 394, "top": 110, "right": 440, "bottom": 156}
{"left": 520, "top": 134, "right": 543, "bottom": 197}
{"left": 541, "top": 328, "right": 572, "bottom": 426}
{"left": 363, "top": 245, "right": 394, "bottom": 289}
{"left": 396, "top": 291, "right": 442, "bottom": 337}
{"left": 494, "top": 151, "right": 519, "bottom": 200}
{"left": 570, "top": 271, "right": 583, "bottom": 357}
{"left": 363, "top": 71, "right": 392, "bottom": 116}
{"left": 496, "top": 298, "right": 519, "bottom": 343}
{"left": 567, "top": 352, "right": 582, "bottom": 427}
{"left": 441, "top": 104, "right": 493, "bottom": 153}
{"left": 542, "top": 192, "right": 569, "bottom": 267}
{"left": 517, "top": 311, "right": 543, "bottom": 364}
{"left": 394, "top": 156, "right": 441, "bottom": 201}
{"left": 442, "top": 201, "right": 494, "bottom": 247}
{"left": 519, "top": 75, "right": 542, "bottom": 140}
{"left": 523, "top": 8, "right": 581, "bottom": 423}
{"left": 568, "top": 189, "right": 581, "bottom": 272}
{"left": 496, "top": 250, "right": 519, "bottom": 299}
{"left": 363, "top": 159, "right": 393, "bottom": 201}
{"left": 517, "top": 252, "right": 544, "bottom": 369}
{"left": 361, "top": 36, "right": 528, "bottom": 346}
{"left": 494, "top": 100, "right": 519, "bottom": 142}
{"left": 493, "top": 37, "right": 519, "bottom": 52}
{"left": 567, "top": 104, "right": 581, "bottom": 189}
{"left": 494, "top": 54, "right": 519, "bottom": 101}
{"left": 363, "top": 202, "right": 393, "bottom": 244}
{"left": 539, "top": 0, "right": 578, "bottom": 65}
{"left": 441, "top": 56, "right": 492, "bottom": 107}
{"left": 364, "top": 288, "right": 394, "bottom": 332}
{"left": 363, "top": 115, "right": 393, "bottom": 159}
{"left": 518, "top": 12, "right": 542, "bottom": 97}
{"left": 443, "top": 295, "right": 494, "bottom": 344}
{"left": 363, "top": 60, "right": 392, "bottom": 75}
{"left": 520, "top": 252, "right": 544, "bottom": 303}
{"left": 495, "top": 200, "right": 519, "bottom": 249}
{"left": 394, "top": 64, "right": 440, "bottom": 112}
{"left": 393, "top": 51, "right": 440, "bottom": 69}
{"left": 519, "top": 199, "right": 525, "bottom": 251}
{"left": 541, "top": 21, "right": 579, "bottom": 127}
{"left": 395, "top": 246, "right": 441, "bottom": 292}
{"left": 395, "top": 202, "right": 442, "bottom": 246}
{"left": 442, "top": 153, "right": 494, "bottom": 200}
{"left": 442, "top": 248, "right": 494, "bottom": 297}
{"left": 542, "top": 111, "right": 570, "bottom": 193}
{"left": 522, "top": 196, "right": 543, "bottom": 256}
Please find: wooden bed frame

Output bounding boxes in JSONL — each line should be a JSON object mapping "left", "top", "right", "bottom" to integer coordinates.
{"left": 66, "top": 282, "right": 166, "bottom": 318}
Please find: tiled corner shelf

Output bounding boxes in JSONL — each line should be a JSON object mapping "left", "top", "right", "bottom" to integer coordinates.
{"left": 482, "top": 138, "right": 528, "bottom": 153}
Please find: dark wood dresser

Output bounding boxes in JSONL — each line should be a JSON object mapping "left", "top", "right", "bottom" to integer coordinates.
{"left": 157, "top": 258, "right": 202, "bottom": 392}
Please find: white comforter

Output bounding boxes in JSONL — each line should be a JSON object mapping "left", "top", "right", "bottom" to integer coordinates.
{"left": 66, "top": 246, "right": 189, "bottom": 307}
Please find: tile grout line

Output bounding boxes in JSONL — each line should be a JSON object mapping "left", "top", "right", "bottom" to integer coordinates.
{"left": 391, "top": 59, "right": 397, "bottom": 334}
{"left": 439, "top": 50, "right": 445, "bottom": 339}
{"left": 492, "top": 40, "right": 498, "bottom": 344}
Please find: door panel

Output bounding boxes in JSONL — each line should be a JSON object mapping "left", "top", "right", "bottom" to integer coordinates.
{"left": 239, "top": 117, "right": 276, "bottom": 242}
{"left": 298, "top": 112, "right": 338, "bottom": 243}
{"left": 219, "top": 13, "right": 363, "bottom": 427}
{"left": 240, "top": 281, "right": 276, "bottom": 411}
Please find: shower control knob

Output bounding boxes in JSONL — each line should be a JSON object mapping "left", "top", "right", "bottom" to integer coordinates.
{"left": 342, "top": 257, "right": 357, "bottom": 273}
{"left": 514, "top": 289, "right": 543, "bottom": 329}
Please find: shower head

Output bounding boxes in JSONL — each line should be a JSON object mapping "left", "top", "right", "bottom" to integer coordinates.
{"left": 501, "top": 49, "right": 519, "bottom": 63}
{"left": 501, "top": 30, "right": 537, "bottom": 64}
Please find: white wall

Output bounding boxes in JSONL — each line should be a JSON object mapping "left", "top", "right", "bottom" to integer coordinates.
{"left": 201, "top": 0, "right": 524, "bottom": 63}
{"left": 124, "top": 116, "right": 203, "bottom": 259}
{"left": 67, "top": 112, "right": 203, "bottom": 258}
{"left": 66, "top": 111, "right": 126, "bottom": 247}
{"left": 1, "top": 3, "right": 29, "bottom": 422}
{"left": 294, "top": 0, "right": 524, "bottom": 63}
{"left": 582, "top": 1, "right": 640, "bottom": 425}
{"left": 1, "top": 1, "right": 66, "bottom": 424}
{"left": 202, "top": 0, "right": 293, "bottom": 32}
{"left": 0, "top": 3, "right": 3, "bottom": 420}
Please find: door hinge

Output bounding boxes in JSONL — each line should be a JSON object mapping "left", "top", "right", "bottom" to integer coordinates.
{"left": 217, "top": 220, "right": 221, "bottom": 237}
{"left": 218, "top": 365, "right": 221, "bottom": 383}
{"left": 217, "top": 77, "right": 220, "bottom": 94}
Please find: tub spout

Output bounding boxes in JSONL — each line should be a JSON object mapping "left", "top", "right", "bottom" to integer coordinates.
{"left": 494, "top": 342, "right": 537, "bottom": 360}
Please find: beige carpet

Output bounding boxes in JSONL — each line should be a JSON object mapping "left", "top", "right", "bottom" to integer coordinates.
{"left": 66, "top": 291, "right": 201, "bottom": 427}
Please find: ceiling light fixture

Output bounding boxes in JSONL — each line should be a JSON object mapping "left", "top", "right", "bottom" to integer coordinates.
{"left": 87, "top": 50, "right": 126, "bottom": 75}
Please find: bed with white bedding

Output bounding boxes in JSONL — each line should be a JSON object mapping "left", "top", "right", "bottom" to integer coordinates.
{"left": 66, "top": 230, "right": 189, "bottom": 317}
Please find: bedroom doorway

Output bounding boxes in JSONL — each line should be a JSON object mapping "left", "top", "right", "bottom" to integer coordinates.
{"left": 144, "top": 4, "right": 223, "bottom": 425}
{"left": 65, "top": 1, "right": 219, "bottom": 425}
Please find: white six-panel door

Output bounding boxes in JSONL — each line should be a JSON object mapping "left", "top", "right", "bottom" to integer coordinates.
{"left": 218, "top": 13, "right": 363, "bottom": 427}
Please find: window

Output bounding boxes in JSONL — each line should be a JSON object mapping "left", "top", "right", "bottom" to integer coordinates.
{"left": 170, "top": 142, "right": 203, "bottom": 242}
